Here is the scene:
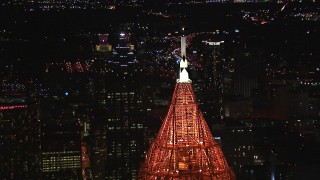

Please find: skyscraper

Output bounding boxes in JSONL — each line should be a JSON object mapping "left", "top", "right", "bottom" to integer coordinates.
{"left": 40, "top": 97, "right": 82, "bottom": 179}
{"left": 91, "top": 32, "right": 146, "bottom": 179}
{"left": 233, "top": 47, "right": 265, "bottom": 98}
{"left": 201, "top": 40, "right": 226, "bottom": 122}
{"left": 0, "top": 102, "right": 41, "bottom": 179}
{"left": 139, "top": 37, "right": 235, "bottom": 180}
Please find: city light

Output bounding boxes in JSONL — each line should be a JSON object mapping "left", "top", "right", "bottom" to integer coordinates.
{"left": 0, "top": 105, "right": 28, "bottom": 111}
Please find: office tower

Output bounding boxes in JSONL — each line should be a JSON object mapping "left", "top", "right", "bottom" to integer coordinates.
{"left": 139, "top": 37, "right": 235, "bottom": 179}
{"left": 233, "top": 47, "right": 264, "bottom": 98}
{"left": 0, "top": 103, "right": 41, "bottom": 179}
{"left": 40, "top": 98, "right": 82, "bottom": 179}
{"left": 91, "top": 33, "right": 112, "bottom": 179}
{"left": 201, "top": 40, "right": 226, "bottom": 122}
{"left": 221, "top": 127, "right": 255, "bottom": 174}
{"left": 91, "top": 32, "right": 145, "bottom": 179}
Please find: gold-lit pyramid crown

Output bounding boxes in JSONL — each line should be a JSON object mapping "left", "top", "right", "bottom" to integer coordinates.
{"left": 139, "top": 82, "right": 235, "bottom": 179}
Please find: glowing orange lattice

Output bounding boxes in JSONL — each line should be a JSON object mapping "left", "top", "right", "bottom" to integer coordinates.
{"left": 139, "top": 82, "right": 236, "bottom": 180}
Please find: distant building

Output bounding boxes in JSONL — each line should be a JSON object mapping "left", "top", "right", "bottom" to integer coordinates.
{"left": 40, "top": 98, "right": 82, "bottom": 179}
{"left": 233, "top": 47, "right": 265, "bottom": 98}
{"left": 221, "top": 126, "right": 256, "bottom": 174}
{"left": 201, "top": 40, "right": 226, "bottom": 122}
{"left": 91, "top": 32, "right": 146, "bottom": 179}
{"left": 0, "top": 103, "right": 41, "bottom": 179}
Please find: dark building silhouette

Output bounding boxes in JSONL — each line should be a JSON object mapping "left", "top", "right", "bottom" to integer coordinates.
{"left": 40, "top": 97, "right": 82, "bottom": 179}
{"left": 200, "top": 40, "right": 226, "bottom": 123}
{"left": 91, "top": 32, "right": 146, "bottom": 179}
{"left": 0, "top": 103, "right": 41, "bottom": 179}
{"left": 233, "top": 47, "right": 265, "bottom": 98}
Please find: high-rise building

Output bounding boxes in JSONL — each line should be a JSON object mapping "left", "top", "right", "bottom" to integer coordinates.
{"left": 91, "top": 32, "right": 146, "bottom": 179}
{"left": 232, "top": 47, "right": 265, "bottom": 98}
{"left": 139, "top": 37, "right": 235, "bottom": 179}
{"left": 90, "top": 33, "right": 113, "bottom": 179}
{"left": 0, "top": 102, "right": 41, "bottom": 179}
{"left": 201, "top": 40, "right": 226, "bottom": 123}
{"left": 221, "top": 126, "right": 256, "bottom": 175}
{"left": 40, "top": 98, "right": 82, "bottom": 179}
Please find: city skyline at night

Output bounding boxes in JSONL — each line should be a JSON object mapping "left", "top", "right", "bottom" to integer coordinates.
{"left": 1, "top": 1, "right": 320, "bottom": 180}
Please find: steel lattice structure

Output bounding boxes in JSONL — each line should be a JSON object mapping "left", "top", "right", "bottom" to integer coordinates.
{"left": 139, "top": 82, "right": 236, "bottom": 180}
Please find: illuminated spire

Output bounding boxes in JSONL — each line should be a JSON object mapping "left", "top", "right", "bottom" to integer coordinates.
{"left": 181, "top": 35, "right": 186, "bottom": 58}
{"left": 179, "top": 36, "right": 190, "bottom": 83}
{"left": 139, "top": 37, "right": 236, "bottom": 180}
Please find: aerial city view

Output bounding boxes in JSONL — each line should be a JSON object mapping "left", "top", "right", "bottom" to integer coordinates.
{"left": 0, "top": 0, "right": 319, "bottom": 179}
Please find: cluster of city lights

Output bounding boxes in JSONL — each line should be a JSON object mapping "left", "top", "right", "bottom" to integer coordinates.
{"left": 0, "top": 105, "right": 28, "bottom": 111}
